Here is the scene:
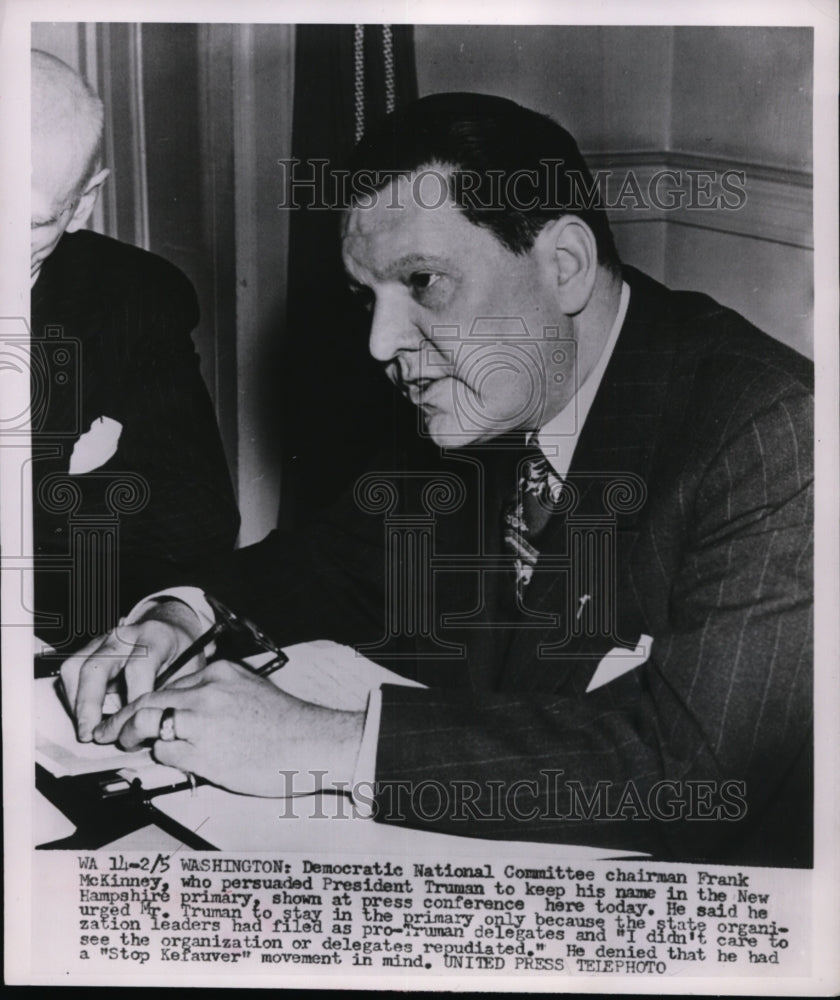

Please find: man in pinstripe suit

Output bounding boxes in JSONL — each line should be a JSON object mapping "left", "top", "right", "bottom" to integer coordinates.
{"left": 64, "top": 94, "right": 813, "bottom": 866}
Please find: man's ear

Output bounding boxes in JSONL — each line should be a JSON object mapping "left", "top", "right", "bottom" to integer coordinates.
{"left": 65, "top": 168, "right": 109, "bottom": 233}
{"left": 538, "top": 215, "right": 599, "bottom": 315}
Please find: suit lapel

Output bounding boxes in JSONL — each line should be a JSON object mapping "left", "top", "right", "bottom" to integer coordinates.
{"left": 408, "top": 440, "right": 520, "bottom": 691}
{"left": 502, "top": 268, "right": 681, "bottom": 692}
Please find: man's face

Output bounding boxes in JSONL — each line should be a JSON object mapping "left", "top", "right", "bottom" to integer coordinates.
{"left": 31, "top": 129, "right": 103, "bottom": 285}
{"left": 30, "top": 179, "right": 79, "bottom": 283}
{"left": 342, "top": 172, "right": 574, "bottom": 447}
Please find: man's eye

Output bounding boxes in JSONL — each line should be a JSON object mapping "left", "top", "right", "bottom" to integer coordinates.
{"left": 410, "top": 272, "right": 441, "bottom": 295}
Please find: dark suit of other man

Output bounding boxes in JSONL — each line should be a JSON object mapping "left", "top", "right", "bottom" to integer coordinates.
{"left": 30, "top": 229, "right": 240, "bottom": 653}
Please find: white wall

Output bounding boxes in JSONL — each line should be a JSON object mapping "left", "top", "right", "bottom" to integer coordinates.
{"left": 415, "top": 25, "right": 813, "bottom": 357}
{"left": 415, "top": 25, "right": 674, "bottom": 151}
{"left": 670, "top": 27, "right": 811, "bottom": 171}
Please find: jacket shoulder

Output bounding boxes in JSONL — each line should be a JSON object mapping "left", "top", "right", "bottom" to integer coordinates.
{"left": 33, "top": 230, "right": 199, "bottom": 338}
{"left": 65, "top": 230, "right": 195, "bottom": 297}
{"left": 623, "top": 265, "right": 813, "bottom": 401}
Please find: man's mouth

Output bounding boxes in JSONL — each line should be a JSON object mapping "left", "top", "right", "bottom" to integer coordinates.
{"left": 401, "top": 377, "right": 439, "bottom": 406}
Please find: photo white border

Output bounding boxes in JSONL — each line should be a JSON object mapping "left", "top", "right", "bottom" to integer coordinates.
{"left": 2, "top": 0, "right": 837, "bottom": 993}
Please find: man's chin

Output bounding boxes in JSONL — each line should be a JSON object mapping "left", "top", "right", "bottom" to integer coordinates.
{"left": 420, "top": 411, "right": 493, "bottom": 449}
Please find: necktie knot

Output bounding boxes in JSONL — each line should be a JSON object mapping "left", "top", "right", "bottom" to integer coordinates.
{"left": 503, "top": 443, "right": 564, "bottom": 599}
{"left": 522, "top": 454, "right": 564, "bottom": 508}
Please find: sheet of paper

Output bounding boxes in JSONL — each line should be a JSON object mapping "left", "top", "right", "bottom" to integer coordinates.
{"left": 34, "top": 677, "right": 153, "bottom": 777}
{"left": 33, "top": 788, "right": 76, "bottom": 843}
{"left": 269, "top": 639, "right": 426, "bottom": 709}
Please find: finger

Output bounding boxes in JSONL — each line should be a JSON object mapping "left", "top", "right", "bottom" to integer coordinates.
{"left": 163, "top": 648, "right": 207, "bottom": 687}
{"left": 59, "top": 632, "right": 114, "bottom": 719}
{"left": 200, "top": 658, "right": 249, "bottom": 682}
{"left": 119, "top": 706, "right": 199, "bottom": 754}
{"left": 93, "top": 688, "right": 193, "bottom": 745}
{"left": 164, "top": 670, "right": 210, "bottom": 691}
{"left": 124, "top": 620, "right": 202, "bottom": 701}
{"left": 153, "top": 737, "right": 201, "bottom": 774}
{"left": 114, "top": 706, "right": 165, "bottom": 751}
{"left": 73, "top": 635, "right": 143, "bottom": 741}
{"left": 123, "top": 642, "right": 176, "bottom": 704}
{"left": 122, "top": 654, "right": 157, "bottom": 706}
{"left": 160, "top": 658, "right": 244, "bottom": 691}
{"left": 153, "top": 658, "right": 245, "bottom": 695}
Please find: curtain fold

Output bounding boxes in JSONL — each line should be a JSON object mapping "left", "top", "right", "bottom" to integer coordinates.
{"left": 282, "top": 25, "right": 418, "bottom": 523}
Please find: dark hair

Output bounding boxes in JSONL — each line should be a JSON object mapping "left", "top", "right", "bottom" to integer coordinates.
{"left": 347, "top": 91, "right": 619, "bottom": 268}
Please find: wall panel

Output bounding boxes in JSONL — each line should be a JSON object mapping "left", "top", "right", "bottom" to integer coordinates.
{"left": 414, "top": 24, "right": 813, "bottom": 355}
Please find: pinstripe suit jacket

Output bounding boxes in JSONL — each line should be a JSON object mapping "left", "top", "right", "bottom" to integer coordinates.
{"left": 31, "top": 231, "right": 240, "bottom": 653}
{"left": 205, "top": 266, "right": 813, "bottom": 866}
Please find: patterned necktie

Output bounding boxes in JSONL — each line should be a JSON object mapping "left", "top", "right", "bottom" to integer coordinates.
{"left": 503, "top": 444, "right": 565, "bottom": 600}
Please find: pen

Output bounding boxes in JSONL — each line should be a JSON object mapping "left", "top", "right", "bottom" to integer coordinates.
{"left": 153, "top": 621, "right": 224, "bottom": 691}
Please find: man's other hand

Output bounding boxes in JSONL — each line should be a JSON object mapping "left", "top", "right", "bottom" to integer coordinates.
{"left": 59, "top": 600, "right": 203, "bottom": 742}
{"left": 90, "top": 660, "right": 365, "bottom": 797}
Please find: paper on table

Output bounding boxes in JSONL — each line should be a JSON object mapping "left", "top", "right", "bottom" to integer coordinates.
{"left": 270, "top": 639, "right": 426, "bottom": 709}
{"left": 35, "top": 678, "right": 154, "bottom": 777}
{"left": 33, "top": 788, "right": 76, "bottom": 842}
{"left": 35, "top": 676, "right": 187, "bottom": 788}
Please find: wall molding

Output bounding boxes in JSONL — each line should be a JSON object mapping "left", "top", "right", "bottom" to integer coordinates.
{"left": 92, "top": 23, "right": 151, "bottom": 250}
{"left": 585, "top": 150, "right": 813, "bottom": 250}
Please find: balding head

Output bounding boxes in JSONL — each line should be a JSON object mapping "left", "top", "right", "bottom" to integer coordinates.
{"left": 31, "top": 50, "right": 109, "bottom": 284}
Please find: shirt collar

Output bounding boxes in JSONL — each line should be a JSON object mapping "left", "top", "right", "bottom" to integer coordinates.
{"left": 530, "top": 281, "right": 630, "bottom": 479}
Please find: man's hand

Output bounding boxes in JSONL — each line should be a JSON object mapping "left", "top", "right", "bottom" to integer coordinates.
{"left": 91, "top": 660, "right": 365, "bottom": 797}
{"left": 59, "top": 600, "right": 204, "bottom": 742}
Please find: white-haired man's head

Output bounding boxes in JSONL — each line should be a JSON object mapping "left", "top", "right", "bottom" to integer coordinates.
{"left": 31, "top": 49, "right": 110, "bottom": 285}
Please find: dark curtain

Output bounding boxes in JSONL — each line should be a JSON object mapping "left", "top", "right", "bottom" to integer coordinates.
{"left": 282, "top": 25, "right": 418, "bottom": 524}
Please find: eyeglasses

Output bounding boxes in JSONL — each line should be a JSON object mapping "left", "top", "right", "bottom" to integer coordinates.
{"left": 204, "top": 594, "right": 288, "bottom": 676}
{"left": 153, "top": 595, "right": 287, "bottom": 691}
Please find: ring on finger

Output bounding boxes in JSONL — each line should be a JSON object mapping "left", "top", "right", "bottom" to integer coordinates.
{"left": 159, "top": 707, "right": 177, "bottom": 742}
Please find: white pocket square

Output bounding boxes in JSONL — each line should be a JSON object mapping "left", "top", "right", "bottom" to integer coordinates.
{"left": 68, "top": 416, "right": 123, "bottom": 475}
{"left": 586, "top": 634, "right": 654, "bottom": 693}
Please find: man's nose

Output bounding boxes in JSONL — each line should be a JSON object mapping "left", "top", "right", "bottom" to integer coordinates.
{"left": 368, "top": 292, "right": 420, "bottom": 362}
